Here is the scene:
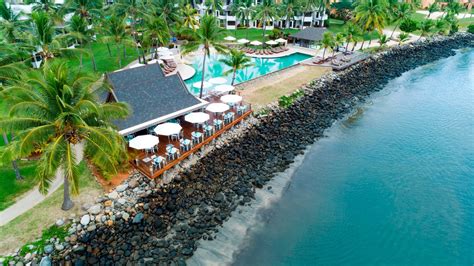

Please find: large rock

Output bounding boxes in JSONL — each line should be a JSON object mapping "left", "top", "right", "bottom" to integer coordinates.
{"left": 116, "top": 184, "right": 128, "bottom": 192}
{"left": 132, "top": 212, "right": 144, "bottom": 224}
{"left": 80, "top": 215, "right": 90, "bottom": 226}
{"left": 39, "top": 256, "right": 52, "bottom": 266}
{"left": 108, "top": 191, "right": 119, "bottom": 199}
{"left": 87, "top": 205, "right": 101, "bottom": 215}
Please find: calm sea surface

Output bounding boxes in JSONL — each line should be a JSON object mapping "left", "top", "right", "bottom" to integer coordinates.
{"left": 230, "top": 49, "right": 474, "bottom": 265}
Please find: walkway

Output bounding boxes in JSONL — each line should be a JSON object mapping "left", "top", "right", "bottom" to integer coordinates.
{"left": 0, "top": 145, "right": 83, "bottom": 226}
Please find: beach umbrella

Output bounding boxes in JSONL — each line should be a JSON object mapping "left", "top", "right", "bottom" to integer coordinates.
{"left": 224, "top": 36, "right": 236, "bottom": 41}
{"left": 206, "top": 103, "right": 230, "bottom": 113}
{"left": 157, "top": 47, "right": 169, "bottom": 52}
{"left": 250, "top": 40, "right": 262, "bottom": 46}
{"left": 265, "top": 40, "right": 278, "bottom": 45}
{"left": 129, "top": 135, "right": 159, "bottom": 150}
{"left": 193, "top": 81, "right": 213, "bottom": 89}
{"left": 214, "top": 84, "right": 235, "bottom": 93}
{"left": 154, "top": 123, "right": 182, "bottom": 136}
{"left": 220, "top": 94, "right": 242, "bottom": 104}
{"left": 185, "top": 112, "right": 210, "bottom": 124}
{"left": 160, "top": 55, "right": 174, "bottom": 60}
{"left": 209, "top": 77, "right": 227, "bottom": 85}
{"left": 237, "top": 38, "right": 250, "bottom": 44}
{"left": 275, "top": 38, "right": 287, "bottom": 43}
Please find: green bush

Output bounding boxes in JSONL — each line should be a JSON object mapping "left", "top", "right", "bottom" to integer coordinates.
{"left": 400, "top": 19, "right": 418, "bottom": 33}
{"left": 468, "top": 24, "right": 474, "bottom": 34}
{"left": 278, "top": 89, "right": 305, "bottom": 108}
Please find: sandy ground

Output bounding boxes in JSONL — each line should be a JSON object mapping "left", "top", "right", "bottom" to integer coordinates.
{"left": 238, "top": 65, "right": 332, "bottom": 109}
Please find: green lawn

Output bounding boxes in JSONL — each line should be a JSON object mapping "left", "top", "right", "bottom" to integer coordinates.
{"left": 0, "top": 161, "right": 38, "bottom": 211}
{"left": 327, "top": 18, "right": 379, "bottom": 40}
{"left": 66, "top": 40, "right": 139, "bottom": 74}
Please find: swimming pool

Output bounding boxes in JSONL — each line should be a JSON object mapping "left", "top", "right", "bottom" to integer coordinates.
{"left": 184, "top": 52, "right": 312, "bottom": 95}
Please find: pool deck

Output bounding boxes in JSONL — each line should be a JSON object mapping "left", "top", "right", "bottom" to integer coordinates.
{"left": 245, "top": 45, "right": 318, "bottom": 58}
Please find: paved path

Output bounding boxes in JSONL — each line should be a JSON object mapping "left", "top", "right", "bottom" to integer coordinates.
{"left": 0, "top": 144, "right": 83, "bottom": 226}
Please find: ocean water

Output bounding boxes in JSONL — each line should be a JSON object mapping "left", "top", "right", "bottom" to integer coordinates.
{"left": 189, "top": 48, "right": 474, "bottom": 265}
{"left": 184, "top": 53, "right": 311, "bottom": 95}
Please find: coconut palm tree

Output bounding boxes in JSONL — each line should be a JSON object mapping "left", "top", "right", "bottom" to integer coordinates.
{"left": 112, "top": 0, "right": 145, "bottom": 38}
{"left": 434, "top": 18, "right": 448, "bottom": 35}
{"left": 354, "top": 0, "right": 389, "bottom": 49}
{"left": 0, "top": 0, "right": 25, "bottom": 43}
{"left": 389, "top": 2, "right": 413, "bottom": 38}
{"left": 153, "top": 0, "right": 181, "bottom": 26}
{"left": 343, "top": 22, "right": 360, "bottom": 51}
{"left": 64, "top": 0, "right": 103, "bottom": 20}
{"left": 66, "top": 15, "right": 96, "bottom": 70}
{"left": 143, "top": 16, "right": 171, "bottom": 59}
{"left": 32, "top": 0, "right": 60, "bottom": 13}
{"left": 418, "top": 19, "right": 434, "bottom": 40}
{"left": 378, "top": 33, "right": 389, "bottom": 47}
{"left": 445, "top": 1, "right": 462, "bottom": 19}
{"left": 334, "top": 32, "right": 345, "bottom": 54}
{"left": 0, "top": 60, "right": 130, "bottom": 210}
{"left": 219, "top": 49, "right": 253, "bottom": 85}
{"left": 27, "top": 11, "right": 83, "bottom": 64}
{"left": 205, "top": 0, "right": 223, "bottom": 16}
{"left": 181, "top": 15, "right": 227, "bottom": 98}
{"left": 427, "top": 2, "right": 439, "bottom": 18}
{"left": 181, "top": 4, "right": 199, "bottom": 30}
{"left": 281, "top": 0, "right": 299, "bottom": 29}
{"left": 321, "top": 31, "right": 334, "bottom": 59}
{"left": 232, "top": 0, "right": 255, "bottom": 38}
{"left": 101, "top": 15, "right": 134, "bottom": 68}
{"left": 299, "top": 0, "right": 316, "bottom": 29}
{"left": 254, "top": 0, "right": 278, "bottom": 47}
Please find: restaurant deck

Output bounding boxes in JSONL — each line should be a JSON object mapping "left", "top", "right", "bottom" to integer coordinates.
{"left": 128, "top": 98, "right": 252, "bottom": 179}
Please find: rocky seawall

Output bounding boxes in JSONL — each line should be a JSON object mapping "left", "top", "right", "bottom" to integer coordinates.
{"left": 9, "top": 33, "right": 473, "bottom": 265}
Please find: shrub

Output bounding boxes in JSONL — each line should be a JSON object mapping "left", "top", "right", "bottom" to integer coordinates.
{"left": 278, "top": 89, "right": 304, "bottom": 108}
{"left": 399, "top": 19, "right": 418, "bottom": 33}
{"left": 468, "top": 24, "right": 474, "bottom": 34}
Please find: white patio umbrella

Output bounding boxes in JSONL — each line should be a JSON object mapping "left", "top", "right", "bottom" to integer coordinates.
{"left": 160, "top": 55, "right": 174, "bottom": 60}
{"left": 193, "top": 81, "right": 213, "bottom": 89}
{"left": 154, "top": 123, "right": 182, "bottom": 136}
{"left": 214, "top": 84, "right": 235, "bottom": 93}
{"left": 185, "top": 112, "right": 210, "bottom": 124}
{"left": 157, "top": 47, "right": 169, "bottom": 52}
{"left": 250, "top": 40, "right": 262, "bottom": 46}
{"left": 275, "top": 38, "right": 287, "bottom": 43}
{"left": 237, "top": 38, "right": 250, "bottom": 44}
{"left": 224, "top": 36, "right": 236, "bottom": 41}
{"left": 220, "top": 94, "right": 243, "bottom": 104}
{"left": 209, "top": 77, "right": 227, "bottom": 85}
{"left": 265, "top": 40, "right": 278, "bottom": 45}
{"left": 206, "top": 103, "right": 230, "bottom": 113}
{"left": 129, "top": 135, "right": 159, "bottom": 150}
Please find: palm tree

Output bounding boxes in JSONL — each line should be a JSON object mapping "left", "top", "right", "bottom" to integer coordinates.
{"left": 205, "top": 0, "right": 223, "bottom": 16}
{"left": 389, "top": 2, "right": 413, "bottom": 38}
{"left": 427, "top": 2, "right": 439, "bottom": 18}
{"left": 181, "top": 15, "right": 227, "bottom": 98}
{"left": 0, "top": 60, "right": 130, "bottom": 210}
{"left": 232, "top": 0, "right": 255, "bottom": 38}
{"left": 418, "top": 19, "right": 434, "bottom": 40}
{"left": 112, "top": 0, "right": 144, "bottom": 38}
{"left": 219, "top": 49, "right": 253, "bottom": 85}
{"left": 101, "top": 15, "right": 133, "bottom": 68}
{"left": 27, "top": 11, "right": 83, "bottom": 64}
{"left": 434, "top": 18, "right": 448, "bottom": 35}
{"left": 281, "top": 0, "right": 299, "bottom": 29}
{"left": 0, "top": 0, "right": 25, "bottom": 43}
{"left": 254, "top": 0, "right": 278, "bottom": 48}
{"left": 397, "top": 32, "right": 409, "bottom": 45}
{"left": 334, "top": 32, "right": 345, "bottom": 54}
{"left": 153, "top": 0, "right": 181, "bottom": 26}
{"left": 354, "top": 0, "right": 389, "bottom": 49}
{"left": 378, "top": 33, "right": 389, "bottom": 47}
{"left": 32, "top": 0, "right": 60, "bottom": 13}
{"left": 343, "top": 22, "right": 360, "bottom": 51}
{"left": 181, "top": 4, "right": 199, "bottom": 30}
{"left": 143, "top": 16, "right": 171, "bottom": 59}
{"left": 299, "top": 0, "right": 316, "bottom": 29}
{"left": 64, "top": 0, "right": 103, "bottom": 20}
{"left": 321, "top": 31, "right": 334, "bottom": 59}
{"left": 445, "top": 1, "right": 462, "bottom": 19}
{"left": 66, "top": 15, "right": 96, "bottom": 70}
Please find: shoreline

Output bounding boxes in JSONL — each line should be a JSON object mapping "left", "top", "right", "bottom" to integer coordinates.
{"left": 5, "top": 33, "right": 473, "bottom": 265}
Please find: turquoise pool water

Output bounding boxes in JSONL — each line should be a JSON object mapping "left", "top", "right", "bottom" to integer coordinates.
{"left": 184, "top": 53, "right": 312, "bottom": 95}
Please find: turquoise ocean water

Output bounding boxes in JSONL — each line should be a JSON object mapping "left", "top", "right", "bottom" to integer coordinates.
{"left": 189, "top": 49, "right": 474, "bottom": 265}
